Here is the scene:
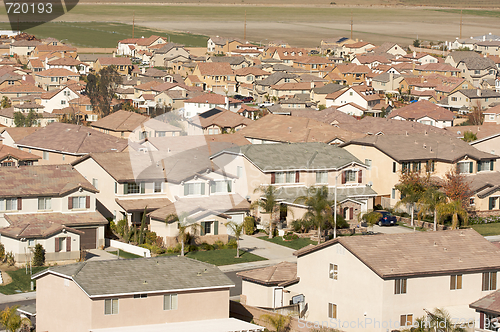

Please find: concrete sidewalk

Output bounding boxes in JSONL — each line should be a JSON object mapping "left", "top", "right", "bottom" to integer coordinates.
{"left": 0, "top": 291, "right": 36, "bottom": 304}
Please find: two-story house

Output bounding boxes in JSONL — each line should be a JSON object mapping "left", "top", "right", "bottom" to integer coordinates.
{"left": 192, "top": 62, "right": 236, "bottom": 95}
{"left": 325, "top": 85, "right": 382, "bottom": 117}
{"left": 34, "top": 68, "right": 80, "bottom": 91}
{"left": 0, "top": 164, "right": 107, "bottom": 263}
{"left": 388, "top": 100, "right": 455, "bottom": 128}
{"left": 457, "top": 57, "right": 497, "bottom": 87}
{"left": 182, "top": 93, "right": 242, "bottom": 118}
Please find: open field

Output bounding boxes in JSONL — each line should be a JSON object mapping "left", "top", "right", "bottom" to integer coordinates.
{"left": 0, "top": 4, "right": 500, "bottom": 47}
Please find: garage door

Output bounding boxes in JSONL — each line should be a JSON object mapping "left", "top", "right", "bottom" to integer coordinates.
{"left": 79, "top": 228, "right": 97, "bottom": 250}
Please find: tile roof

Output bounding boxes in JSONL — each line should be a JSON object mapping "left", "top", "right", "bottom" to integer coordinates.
{"left": 0, "top": 144, "right": 40, "bottom": 161}
{"left": 16, "top": 122, "right": 128, "bottom": 155}
{"left": 136, "top": 35, "right": 164, "bottom": 46}
{"left": 389, "top": 100, "right": 455, "bottom": 121}
{"left": 47, "top": 57, "right": 85, "bottom": 66}
{"left": 458, "top": 89, "right": 500, "bottom": 99}
{"left": 466, "top": 171, "right": 500, "bottom": 198}
{"left": 185, "top": 93, "right": 239, "bottom": 105}
{"left": 255, "top": 72, "right": 298, "bottom": 87}
{"left": 116, "top": 198, "right": 172, "bottom": 213}
{"left": 334, "top": 63, "right": 371, "bottom": 74}
{"left": 233, "top": 67, "right": 269, "bottom": 76}
{"left": 0, "top": 164, "right": 96, "bottom": 198}
{"left": 446, "top": 124, "right": 500, "bottom": 140}
{"left": 0, "top": 83, "right": 44, "bottom": 94}
{"left": 470, "top": 289, "right": 500, "bottom": 315}
{"left": 290, "top": 107, "right": 358, "bottom": 124}
{"left": 271, "top": 82, "right": 312, "bottom": 91}
{"left": 312, "top": 83, "right": 346, "bottom": 94}
{"left": 97, "top": 57, "right": 132, "bottom": 66}
{"left": 238, "top": 114, "right": 363, "bottom": 144}
{"left": 209, "top": 56, "right": 248, "bottom": 66}
{"left": 36, "top": 68, "right": 79, "bottom": 77}
{"left": 0, "top": 127, "right": 38, "bottom": 142}
{"left": 415, "top": 63, "right": 460, "bottom": 73}
{"left": 447, "top": 51, "right": 481, "bottom": 63}
{"left": 91, "top": 110, "right": 148, "bottom": 132}
{"left": 343, "top": 41, "right": 373, "bottom": 49}
{"left": 1, "top": 212, "right": 107, "bottom": 239}
{"left": 191, "top": 107, "right": 253, "bottom": 129}
{"left": 274, "top": 185, "right": 377, "bottom": 206}
{"left": 237, "top": 262, "right": 297, "bottom": 286}
{"left": 296, "top": 229, "right": 500, "bottom": 278}
{"left": 33, "top": 256, "right": 234, "bottom": 297}
{"left": 341, "top": 132, "right": 497, "bottom": 162}
{"left": 197, "top": 62, "right": 233, "bottom": 76}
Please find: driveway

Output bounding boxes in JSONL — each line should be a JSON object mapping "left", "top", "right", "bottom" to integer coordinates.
{"left": 372, "top": 225, "right": 415, "bottom": 234}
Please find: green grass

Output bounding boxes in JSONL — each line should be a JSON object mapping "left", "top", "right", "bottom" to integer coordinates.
{"left": 0, "top": 266, "right": 46, "bottom": 295}
{"left": 108, "top": 250, "right": 143, "bottom": 259}
{"left": 258, "top": 235, "right": 316, "bottom": 250}
{"left": 0, "top": 22, "right": 207, "bottom": 48}
{"left": 183, "top": 248, "right": 267, "bottom": 266}
{"left": 470, "top": 223, "right": 500, "bottom": 236}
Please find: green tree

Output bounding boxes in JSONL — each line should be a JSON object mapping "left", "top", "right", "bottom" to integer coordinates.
{"left": 462, "top": 131, "right": 477, "bottom": 142}
{"left": 251, "top": 185, "right": 283, "bottom": 239}
{"left": 1, "top": 96, "right": 11, "bottom": 109}
{"left": 318, "top": 104, "right": 326, "bottom": 110}
{"left": 362, "top": 210, "right": 382, "bottom": 229}
{"left": 225, "top": 221, "right": 244, "bottom": 258}
{"left": 14, "top": 110, "right": 39, "bottom": 127}
{"left": 395, "top": 171, "right": 429, "bottom": 227}
{"left": 86, "top": 66, "right": 121, "bottom": 118}
{"left": 437, "top": 199, "right": 468, "bottom": 229}
{"left": 260, "top": 313, "right": 291, "bottom": 332}
{"left": 418, "top": 187, "right": 446, "bottom": 231}
{"left": 138, "top": 207, "right": 148, "bottom": 245}
{"left": 32, "top": 243, "right": 45, "bottom": 267}
{"left": 294, "top": 186, "right": 333, "bottom": 244}
{"left": 243, "top": 216, "right": 255, "bottom": 235}
{"left": 13, "top": 112, "right": 25, "bottom": 127}
{"left": 0, "top": 306, "right": 31, "bottom": 332}
{"left": 165, "top": 213, "right": 201, "bottom": 256}
{"left": 413, "top": 39, "right": 421, "bottom": 47}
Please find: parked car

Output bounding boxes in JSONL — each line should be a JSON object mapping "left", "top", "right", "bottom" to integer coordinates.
{"left": 242, "top": 97, "right": 254, "bottom": 103}
{"left": 258, "top": 102, "right": 274, "bottom": 108}
{"left": 308, "top": 50, "right": 320, "bottom": 55}
{"left": 375, "top": 210, "right": 397, "bottom": 226}
{"left": 233, "top": 94, "right": 244, "bottom": 100}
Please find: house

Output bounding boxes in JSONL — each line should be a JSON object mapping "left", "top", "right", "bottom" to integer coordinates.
{"left": 292, "top": 56, "right": 336, "bottom": 76}
{"left": 483, "top": 105, "right": 500, "bottom": 124}
{"left": 447, "top": 89, "right": 500, "bottom": 111}
{"left": 150, "top": 43, "right": 190, "bottom": 68}
{"left": 413, "top": 63, "right": 461, "bottom": 77}
{"left": 447, "top": 124, "right": 500, "bottom": 156}
{"left": 9, "top": 40, "right": 41, "bottom": 57}
{"left": 15, "top": 122, "right": 128, "bottom": 165}
{"left": 182, "top": 93, "right": 242, "bottom": 118}
{"left": 269, "top": 82, "right": 314, "bottom": 100}
{"left": 467, "top": 171, "right": 500, "bottom": 214}
{"left": 208, "top": 56, "right": 252, "bottom": 71}
{"left": 30, "top": 44, "right": 77, "bottom": 59}
{"left": 388, "top": 100, "right": 455, "bottom": 128}
{"left": 0, "top": 83, "right": 45, "bottom": 100}
{"left": 238, "top": 114, "right": 363, "bottom": 145}
{"left": 34, "top": 68, "right": 80, "bottom": 91}
{"left": 445, "top": 51, "right": 482, "bottom": 68}
{"left": 403, "top": 52, "right": 439, "bottom": 65}
{"left": 188, "top": 107, "right": 253, "bottom": 135}
{"left": 233, "top": 67, "right": 270, "bottom": 85}
{"left": 457, "top": 57, "right": 497, "bottom": 87}
{"left": 371, "top": 42, "right": 407, "bottom": 57}
{"left": 46, "top": 57, "right": 90, "bottom": 75}
{"left": 95, "top": 57, "right": 133, "bottom": 75}
{"left": 325, "top": 85, "right": 382, "bottom": 116}
{"left": 252, "top": 72, "right": 300, "bottom": 102}
{"left": 352, "top": 55, "right": 392, "bottom": 69}
{"left": 0, "top": 105, "right": 58, "bottom": 128}
{"left": 40, "top": 86, "right": 80, "bottom": 113}
{"left": 371, "top": 72, "right": 403, "bottom": 93}
{"left": 290, "top": 229, "right": 500, "bottom": 332}
{"left": 341, "top": 133, "right": 498, "bottom": 207}
{"left": 207, "top": 36, "right": 245, "bottom": 55}
{"left": 91, "top": 110, "right": 181, "bottom": 140}
{"left": 211, "top": 142, "right": 376, "bottom": 224}
{"left": 339, "top": 41, "right": 376, "bottom": 60}
{"left": 270, "top": 48, "right": 308, "bottom": 66}
{"left": 320, "top": 37, "right": 355, "bottom": 55}
{"left": 326, "top": 63, "right": 371, "bottom": 86}
{"left": 33, "top": 256, "right": 263, "bottom": 332}
{"left": 0, "top": 138, "right": 40, "bottom": 166}
{"left": 0, "top": 164, "right": 107, "bottom": 263}
{"left": 470, "top": 288, "right": 500, "bottom": 331}
{"left": 192, "top": 62, "right": 236, "bottom": 95}
{"left": 0, "top": 127, "right": 38, "bottom": 148}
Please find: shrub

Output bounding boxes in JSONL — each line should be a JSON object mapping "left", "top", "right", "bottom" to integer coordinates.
{"left": 186, "top": 244, "right": 199, "bottom": 252}
{"left": 283, "top": 232, "right": 298, "bottom": 241}
{"left": 173, "top": 243, "right": 182, "bottom": 253}
{"left": 373, "top": 204, "right": 383, "bottom": 211}
{"left": 5, "top": 251, "right": 15, "bottom": 266}
{"left": 0, "top": 243, "right": 5, "bottom": 262}
{"left": 116, "top": 219, "right": 127, "bottom": 238}
{"left": 335, "top": 215, "right": 349, "bottom": 229}
{"left": 243, "top": 216, "right": 255, "bottom": 235}
{"left": 140, "top": 243, "right": 166, "bottom": 255}
{"left": 292, "top": 219, "right": 303, "bottom": 232}
{"left": 227, "top": 238, "right": 237, "bottom": 249}
{"left": 200, "top": 242, "right": 214, "bottom": 251}
{"left": 166, "top": 246, "right": 175, "bottom": 254}
{"left": 109, "top": 220, "right": 117, "bottom": 233}
{"left": 213, "top": 240, "right": 226, "bottom": 249}
{"left": 32, "top": 243, "right": 45, "bottom": 267}
{"left": 145, "top": 231, "right": 157, "bottom": 245}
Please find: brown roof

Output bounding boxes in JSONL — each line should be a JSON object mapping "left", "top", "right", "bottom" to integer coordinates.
{"left": 233, "top": 67, "right": 269, "bottom": 77}
{"left": 185, "top": 93, "right": 239, "bottom": 105}
{"left": 0, "top": 127, "right": 38, "bottom": 142}
{"left": 290, "top": 108, "right": 358, "bottom": 125}
{"left": 192, "top": 107, "right": 253, "bottom": 129}
{"left": 446, "top": 124, "right": 500, "bottom": 140}
{"left": 0, "top": 83, "right": 44, "bottom": 94}
{"left": 415, "top": 63, "right": 460, "bottom": 73}
{"left": 197, "top": 62, "right": 233, "bottom": 76}
{"left": 389, "top": 100, "right": 454, "bottom": 121}
{"left": 34, "top": 44, "right": 77, "bottom": 52}
{"left": 295, "top": 229, "right": 500, "bottom": 279}
{"left": 98, "top": 57, "right": 132, "bottom": 66}
{"left": 36, "top": 68, "right": 79, "bottom": 77}
{"left": 238, "top": 114, "right": 364, "bottom": 144}
{"left": 237, "top": 262, "right": 297, "bottom": 286}
{"left": 1, "top": 212, "right": 107, "bottom": 239}
{"left": 92, "top": 110, "right": 148, "bottom": 132}
{"left": 334, "top": 63, "right": 371, "bottom": 74}
{"left": 47, "top": 57, "right": 85, "bottom": 66}
{"left": 344, "top": 41, "right": 373, "bottom": 49}
{"left": 485, "top": 105, "right": 500, "bottom": 115}
{"left": 271, "top": 82, "right": 312, "bottom": 91}
{"left": 470, "top": 289, "right": 500, "bottom": 315}
{"left": 136, "top": 35, "right": 163, "bottom": 47}
{"left": 116, "top": 198, "right": 171, "bottom": 213}
{"left": 0, "top": 164, "right": 96, "bottom": 198}
{"left": 0, "top": 144, "right": 40, "bottom": 161}
{"left": 16, "top": 122, "right": 128, "bottom": 155}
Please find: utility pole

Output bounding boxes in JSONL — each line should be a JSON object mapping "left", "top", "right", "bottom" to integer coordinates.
{"left": 350, "top": 11, "right": 353, "bottom": 40}
{"left": 459, "top": 9, "right": 463, "bottom": 39}
{"left": 244, "top": 10, "right": 247, "bottom": 41}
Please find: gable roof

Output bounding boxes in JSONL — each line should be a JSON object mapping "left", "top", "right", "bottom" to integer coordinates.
{"left": 191, "top": 107, "right": 253, "bottom": 129}
{"left": 458, "top": 57, "right": 496, "bottom": 70}
{"left": 0, "top": 164, "right": 96, "bottom": 198}
{"left": 91, "top": 110, "right": 148, "bottom": 132}
{"left": 296, "top": 229, "right": 500, "bottom": 279}
{"left": 0, "top": 144, "right": 41, "bottom": 161}
{"left": 185, "top": 93, "right": 239, "bottom": 105}
{"left": 97, "top": 57, "right": 132, "bottom": 66}
{"left": 16, "top": 122, "right": 128, "bottom": 155}
{"left": 197, "top": 62, "right": 233, "bottom": 76}
{"left": 389, "top": 100, "right": 454, "bottom": 121}
{"left": 35, "top": 68, "right": 79, "bottom": 77}
{"left": 0, "top": 127, "right": 38, "bottom": 142}
{"left": 32, "top": 256, "right": 233, "bottom": 297}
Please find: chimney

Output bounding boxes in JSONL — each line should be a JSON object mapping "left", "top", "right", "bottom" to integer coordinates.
{"left": 225, "top": 96, "right": 229, "bottom": 110}
{"left": 477, "top": 89, "right": 481, "bottom": 97}
{"left": 413, "top": 51, "right": 416, "bottom": 58}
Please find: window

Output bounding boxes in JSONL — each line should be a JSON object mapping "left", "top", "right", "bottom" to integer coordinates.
{"left": 391, "top": 188, "right": 396, "bottom": 199}
{"left": 400, "top": 314, "right": 413, "bottom": 327}
{"left": 86, "top": 105, "right": 92, "bottom": 111}
{"left": 38, "top": 197, "right": 51, "bottom": 210}
{"left": 183, "top": 183, "right": 205, "bottom": 196}
{"left": 450, "top": 274, "right": 462, "bottom": 290}
{"left": 328, "top": 303, "right": 337, "bottom": 319}
{"left": 393, "top": 162, "right": 397, "bottom": 173}
{"left": 72, "top": 196, "right": 86, "bottom": 209}
{"left": 154, "top": 182, "right": 162, "bottom": 193}
{"left": 114, "top": 182, "right": 118, "bottom": 194}
{"left": 164, "top": 294, "right": 178, "bottom": 310}
{"left": 276, "top": 172, "right": 296, "bottom": 184}
{"left": 124, "top": 182, "right": 145, "bottom": 195}
{"left": 470, "top": 197, "right": 475, "bottom": 206}
{"left": 475, "top": 70, "right": 481, "bottom": 75}
{"left": 402, "top": 162, "right": 409, "bottom": 173}
{"left": 479, "top": 160, "right": 494, "bottom": 172}
{"left": 43, "top": 151, "right": 49, "bottom": 160}
{"left": 237, "top": 166, "right": 243, "bottom": 178}
{"left": 316, "top": 171, "right": 328, "bottom": 184}
{"left": 458, "top": 162, "right": 473, "bottom": 174}
{"left": 208, "top": 128, "right": 214, "bottom": 135}
{"left": 28, "top": 239, "right": 35, "bottom": 247}
{"left": 92, "top": 178, "right": 98, "bottom": 190}
{"left": 204, "top": 221, "right": 211, "bottom": 235}
{"left": 60, "top": 100, "right": 66, "bottom": 105}
{"left": 210, "top": 180, "right": 232, "bottom": 194}
{"left": 482, "top": 272, "right": 497, "bottom": 291}
{"left": 365, "top": 159, "right": 372, "bottom": 170}
{"left": 105, "top": 299, "right": 119, "bottom": 315}
{"left": 329, "top": 263, "right": 338, "bottom": 280}
{"left": 395, "top": 278, "right": 407, "bottom": 294}
{"left": 51, "top": 77, "right": 57, "bottom": 82}
{"left": 157, "top": 131, "right": 166, "bottom": 137}
{"left": 451, "top": 97, "right": 458, "bottom": 102}
{"left": 62, "top": 155, "right": 65, "bottom": 161}
{"left": 426, "top": 160, "right": 435, "bottom": 173}
{"left": 345, "top": 170, "right": 356, "bottom": 182}
{"left": 133, "top": 294, "right": 147, "bottom": 299}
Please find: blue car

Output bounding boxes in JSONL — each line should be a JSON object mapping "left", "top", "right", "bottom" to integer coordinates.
{"left": 375, "top": 210, "right": 397, "bottom": 226}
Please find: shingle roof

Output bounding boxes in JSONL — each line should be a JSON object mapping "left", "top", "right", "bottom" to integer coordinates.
{"left": 466, "top": 172, "right": 500, "bottom": 198}
{"left": 312, "top": 83, "right": 347, "bottom": 95}
{"left": 290, "top": 108, "right": 358, "bottom": 125}
{"left": 458, "top": 57, "right": 496, "bottom": 70}
{"left": 16, "top": 122, "right": 128, "bottom": 155}
{"left": 237, "top": 262, "right": 297, "bottom": 286}
{"left": 256, "top": 72, "right": 298, "bottom": 87}
{"left": 116, "top": 198, "right": 172, "bottom": 213}
{"left": 185, "top": 93, "right": 239, "bottom": 105}
{"left": 296, "top": 229, "right": 500, "bottom": 278}
{"left": 470, "top": 289, "right": 500, "bottom": 315}
{"left": 389, "top": 100, "right": 455, "bottom": 121}
{"left": 458, "top": 89, "right": 500, "bottom": 99}
{"left": 341, "top": 133, "right": 497, "bottom": 163}
{"left": 32, "top": 256, "right": 234, "bottom": 297}
{"left": 447, "top": 51, "right": 481, "bottom": 63}
{"left": 0, "top": 164, "right": 96, "bottom": 198}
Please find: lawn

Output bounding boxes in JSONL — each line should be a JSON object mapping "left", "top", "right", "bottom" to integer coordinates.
{"left": 184, "top": 248, "right": 267, "bottom": 266}
{"left": 0, "top": 22, "right": 208, "bottom": 48}
{"left": 108, "top": 250, "right": 143, "bottom": 259}
{"left": 470, "top": 224, "right": 500, "bottom": 237}
{"left": 0, "top": 266, "right": 46, "bottom": 295}
{"left": 258, "top": 235, "right": 316, "bottom": 250}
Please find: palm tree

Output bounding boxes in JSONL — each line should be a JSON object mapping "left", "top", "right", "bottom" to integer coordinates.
{"left": 260, "top": 313, "right": 291, "bottom": 332}
{"left": 418, "top": 187, "right": 446, "bottom": 231}
{"left": 437, "top": 199, "right": 468, "bottom": 230}
{"left": 294, "top": 186, "right": 333, "bottom": 244}
{"left": 225, "top": 221, "right": 244, "bottom": 258}
{"left": 165, "top": 213, "right": 201, "bottom": 256}
{"left": 0, "top": 305, "right": 31, "bottom": 332}
{"left": 251, "top": 185, "right": 283, "bottom": 239}
{"left": 427, "top": 308, "right": 466, "bottom": 332}
{"left": 361, "top": 210, "right": 382, "bottom": 230}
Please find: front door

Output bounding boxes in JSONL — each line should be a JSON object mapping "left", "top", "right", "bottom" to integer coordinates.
{"left": 273, "top": 287, "right": 283, "bottom": 309}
